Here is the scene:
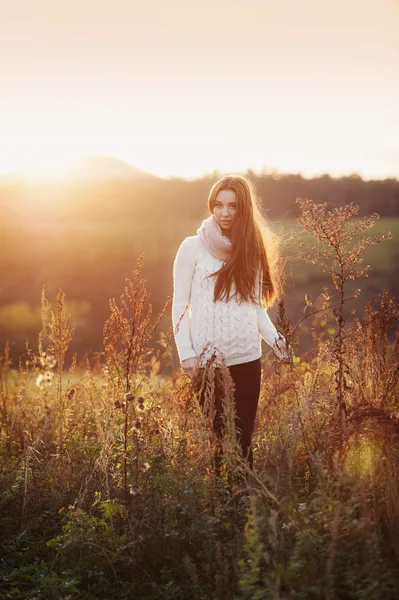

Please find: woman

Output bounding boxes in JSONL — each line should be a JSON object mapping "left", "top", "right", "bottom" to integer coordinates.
{"left": 172, "top": 175, "right": 291, "bottom": 474}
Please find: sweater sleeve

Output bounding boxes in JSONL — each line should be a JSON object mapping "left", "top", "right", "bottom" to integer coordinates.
{"left": 255, "top": 269, "right": 289, "bottom": 360}
{"left": 172, "top": 237, "right": 197, "bottom": 363}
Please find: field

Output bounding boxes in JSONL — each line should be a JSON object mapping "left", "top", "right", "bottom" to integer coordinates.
{"left": 1, "top": 205, "right": 399, "bottom": 599}
{"left": 0, "top": 215, "right": 398, "bottom": 365}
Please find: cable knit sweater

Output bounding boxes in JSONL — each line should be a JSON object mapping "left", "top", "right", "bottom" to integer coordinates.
{"left": 172, "top": 234, "right": 288, "bottom": 367}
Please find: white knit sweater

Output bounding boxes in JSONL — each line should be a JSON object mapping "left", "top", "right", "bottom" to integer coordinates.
{"left": 172, "top": 235, "right": 288, "bottom": 367}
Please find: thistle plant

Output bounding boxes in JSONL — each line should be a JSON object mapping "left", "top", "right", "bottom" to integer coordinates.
{"left": 293, "top": 199, "right": 392, "bottom": 449}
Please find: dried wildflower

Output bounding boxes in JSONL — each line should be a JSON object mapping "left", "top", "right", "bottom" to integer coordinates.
{"left": 36, "top": 370, "right": 54, "bottom": 389}
{"left": 102, "top": 254, "right": 170, "bottom": 504}
{"left": 293, "top": 198, "right": 392, "bottom": 450}
{"left": 39, "top": 351, "right": 57, "bottom": 370}
{"left": 295, "top": 199, "right": 391, "bottom": 286}
{"left": 344, "top": 289, "right": 399, "bottom": 416}
{"left": 38, "top": 287, "right": 76, "bottom": 460}
{"left": 114, "top": 400, "right": 126, "bottom": 409}
{"left": 134, "top": 419, "right": 141, "bottom": 429}
{"left": 198, "top": 344, "right": 224, "bottom": 368}
{"left": 125, "top": 392, "right": 134, "bottom": 401}
{"left": 137, "top": 395, "right": 145, "bottom": 404}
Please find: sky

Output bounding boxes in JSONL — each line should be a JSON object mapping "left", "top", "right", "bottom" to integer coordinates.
{"left": 1, "top": 0, "right": 398, "bottom": 180}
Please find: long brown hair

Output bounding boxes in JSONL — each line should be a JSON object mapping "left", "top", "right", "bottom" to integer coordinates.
{"left": 207, "top": 175, "right": 284, "bottom": 308}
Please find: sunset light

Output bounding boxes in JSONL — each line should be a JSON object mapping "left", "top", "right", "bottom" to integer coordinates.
{"left": 1, "top": 0, "right": 398, "bottom": 181}
{"left": 2, "top": 2, "right": 399, "bottom": 594}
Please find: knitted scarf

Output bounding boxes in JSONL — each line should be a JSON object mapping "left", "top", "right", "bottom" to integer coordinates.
{"left": 196, "top": 215, "right": 232, "bottom": 261}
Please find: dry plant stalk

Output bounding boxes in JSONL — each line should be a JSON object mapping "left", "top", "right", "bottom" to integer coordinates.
{"left": 103, "top": 253, "right": 170, "bottom": 391}
{"left": 0, "top": 341, "right": 11, "bottom": 437}
{"left": 346, "top": 289, "right": 399, "bottom": 415}
{"left": 293, "top": 199, "right": 392, "bottom": 450}
{"left": 39, "top": 287, "right": 76, "bottom": 460}
{"left": 102, "top": 252, "right": 170, "bottom": 504}
{"left": 192, "top": 349, "right": 258, "bottom": 484}
{"left": 192, "top": 358, "right": 221, "bottom": 474}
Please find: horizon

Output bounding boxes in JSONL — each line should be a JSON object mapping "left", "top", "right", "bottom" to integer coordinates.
{"left": 1, "top": 153, "right": 399, "bottom": 184}
{"left": 1, "top": 0, "right": 398, "bottom": 180}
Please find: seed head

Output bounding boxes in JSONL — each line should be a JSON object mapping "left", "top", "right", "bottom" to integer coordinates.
{"left": 114, "top": 400, "right": 126, "bottom": 409}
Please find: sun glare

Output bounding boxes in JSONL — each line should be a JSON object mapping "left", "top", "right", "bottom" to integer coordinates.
{"left": 344, "top": 435, "right": 383, "bottom": 479}
{"left": 0, "top": 146, "right": 81, "bottom": 180}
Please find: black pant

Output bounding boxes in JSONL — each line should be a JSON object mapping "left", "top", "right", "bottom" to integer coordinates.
{"left": 194, "top": 358, "right": 261, "bottom": 473}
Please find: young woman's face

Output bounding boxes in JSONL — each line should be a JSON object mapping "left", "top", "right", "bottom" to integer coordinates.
{"left": 213, "top": 189, "right": 237, "bottom": 235}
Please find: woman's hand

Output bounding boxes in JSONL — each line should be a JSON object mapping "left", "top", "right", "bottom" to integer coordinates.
{"left": 277, "top": 349, "right": 295, "bottom": 366}
{"left": 181, "top": 357, "right": 198, "bottom": 379}
{"left": 273, "top": 342, "right": 295, "bottom": 366}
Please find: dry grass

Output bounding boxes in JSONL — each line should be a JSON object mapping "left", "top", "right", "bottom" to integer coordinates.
{"left": 0, "top": 199, "right": 398, "bottom": 599}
